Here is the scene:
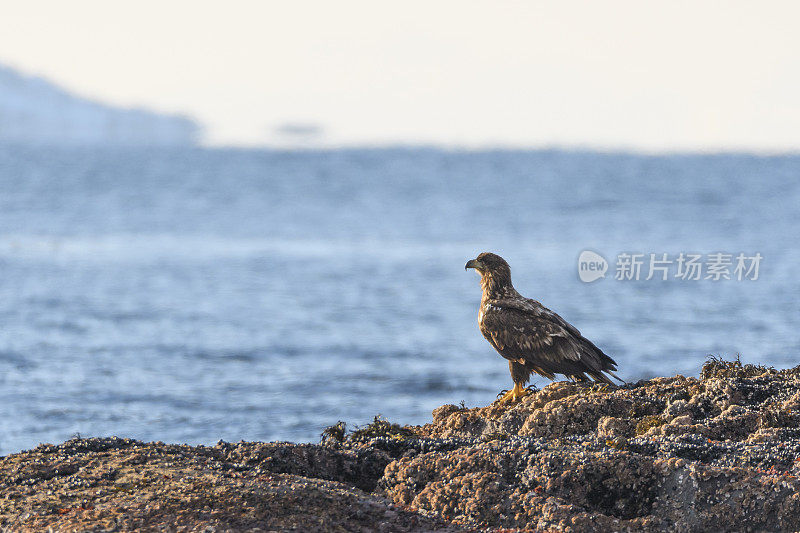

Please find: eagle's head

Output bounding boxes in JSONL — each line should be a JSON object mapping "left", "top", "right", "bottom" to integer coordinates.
{"left": 465, "top": 252, "right": 513, "bottom": 292}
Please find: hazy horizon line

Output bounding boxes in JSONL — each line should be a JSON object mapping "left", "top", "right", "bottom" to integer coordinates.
{"left": 197, "top": 141, "right": 800, "bottom": 157}
{"left": 3, "top": 139, "right": 800, "bottom": 157}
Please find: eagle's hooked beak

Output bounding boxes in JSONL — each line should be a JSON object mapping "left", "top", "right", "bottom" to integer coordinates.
{"left": 465, "top": 258, "right": 481, "bottom": 271}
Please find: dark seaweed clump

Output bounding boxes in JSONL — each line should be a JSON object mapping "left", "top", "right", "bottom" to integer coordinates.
{"left": 320, "top": 421, "right": 347, "bottom": 444}
{"left": 350, "top": 416, "right": 417, "bottom": 442}
{"left": 700, "top": 354, "right": 774, "bottom": 380}
{"left": 322, "top": 416, "right": 417, "bottom": 444}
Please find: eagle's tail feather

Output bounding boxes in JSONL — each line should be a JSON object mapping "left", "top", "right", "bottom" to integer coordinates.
{"left": 586, "top": 371, "right": 614, "bottom": 385}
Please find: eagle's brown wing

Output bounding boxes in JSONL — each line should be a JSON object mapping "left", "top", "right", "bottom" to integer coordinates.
{"left": 480, "top": 299, "right": 619, "bottom": 384}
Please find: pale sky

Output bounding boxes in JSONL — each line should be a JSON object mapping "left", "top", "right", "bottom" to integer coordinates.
{"left": 2, "top": 1, "right": 799, "bottom": 150}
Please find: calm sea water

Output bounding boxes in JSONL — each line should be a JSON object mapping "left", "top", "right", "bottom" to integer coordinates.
{"left": 0, "top": 146, "right": 798, "bottom": 454}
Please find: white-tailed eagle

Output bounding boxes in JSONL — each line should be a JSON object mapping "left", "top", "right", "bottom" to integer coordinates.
{"left": 465, "top": 252, "right": 622, "bottom": 402}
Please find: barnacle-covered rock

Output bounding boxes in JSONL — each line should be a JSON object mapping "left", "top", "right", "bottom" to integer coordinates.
{"left": 381, "top": 361, "right": 800, "bottom": 531}
{"left": 0, "top": 437, "right": 455, "bottom": 532}
{"left": 3, "top": 360, "right": 800, "bottom": 532}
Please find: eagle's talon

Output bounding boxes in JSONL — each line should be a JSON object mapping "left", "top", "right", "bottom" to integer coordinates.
{"left": 496, "top": 383, "right": 530, "bottom": 403}
{"left": 496, "top": 389, "right": 510, "bottom": 399}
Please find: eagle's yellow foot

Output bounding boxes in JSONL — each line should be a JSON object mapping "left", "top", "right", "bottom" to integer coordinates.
{"left": 497, "top": 383, "right": 529, "bottom": 403}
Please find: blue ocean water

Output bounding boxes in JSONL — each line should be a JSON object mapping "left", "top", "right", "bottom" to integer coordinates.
{"left": 0, "top": 146, "right": 798, "bottom": 454}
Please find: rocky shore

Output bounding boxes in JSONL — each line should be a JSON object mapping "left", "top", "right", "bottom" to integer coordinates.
{"left": 2, "top": 358, "right": 800, "bottom": 532}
